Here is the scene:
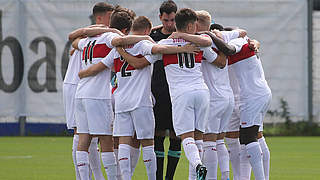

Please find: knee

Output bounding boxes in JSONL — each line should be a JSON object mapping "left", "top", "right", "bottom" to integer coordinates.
{"left": 239, "top": 125, "right": 259, "bottom": 145}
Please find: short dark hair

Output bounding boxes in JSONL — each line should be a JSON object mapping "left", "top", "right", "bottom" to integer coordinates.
{"left": 93, "top": 2, "right": 114, "bottom": 17}
{"left": 132, "top": 16, "right": 152, "bottom": 32}
{"left": 160, "top": 0, "right": 177, "bottom": 15}
{"left": 175, "top": 8, "right": 197, "bottom": 31}
{"left": 110, "top": 11, "right": 133, "bottom": 32}
{"left": 113, "top": 5, "right": 136, "bottom": 19}
{"left": 210, "top": 23, "right": 224, "bottom": 31}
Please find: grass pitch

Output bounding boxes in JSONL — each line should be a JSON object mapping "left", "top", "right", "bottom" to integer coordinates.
{"left": 0, "top": 136, "right": 319, "bottom": 180}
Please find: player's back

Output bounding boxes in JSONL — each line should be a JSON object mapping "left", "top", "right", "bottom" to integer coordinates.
{"left": 106, "top": 40, "right": 154, "bottom": 113}
{"left": 201, "top": 31, "right": 238, "bottom": 99}
{"left": 76, "top": 32, "right": 118, "bottom": 99}
{"left": 157, "top": 38, "right": 208, "bottom": 100}
{"left": 228, "top": 37, "right": 271, "bottom": 100}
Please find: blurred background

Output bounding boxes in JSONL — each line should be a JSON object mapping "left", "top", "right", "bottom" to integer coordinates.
{"left": 0, "top": 0, "right": 320, "bottom": 136}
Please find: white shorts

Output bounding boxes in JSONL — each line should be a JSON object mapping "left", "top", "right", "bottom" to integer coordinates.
{"left": 63, "top": 83, "right": 77, "bottom": 130}
{"left": 205, "top": 97, "right": 234, "bottom": 134}
{"left": 113, "top": 107, "right": 155, "bottom": 139}
{"left": 240, "top": 94, "right": 271, "bottom": 128}
{"left": 75, "top": 98, "right": 113, "bottom": 135}
{"left": 227, "top": 100, "right": 241, "bottom": 132}
{"left": 172, "top": 90, "right": 210, "bottom": 136}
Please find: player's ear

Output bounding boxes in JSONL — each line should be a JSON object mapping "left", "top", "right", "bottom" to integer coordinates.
{"left": 159, "top": 14, "right": 162, "bottom": 20}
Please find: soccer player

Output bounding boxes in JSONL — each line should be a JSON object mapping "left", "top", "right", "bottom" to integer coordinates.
{"left": 71, "top": 8, "right": 154, "bottom": 180}
{"left": 149, "top": 2, "right": 182, "bottom": 180}
{"left": 227, "top": 36, "right": 272, "bottom": 180}
{"left": 77, "top": 15, "right": 200, "bottom": 180}
{"left": 64, "top": 2, "right": 115, "bottom": 180}
{"left": 149, "top": 8, "right": 224, "bottom": 180}
{"left": 193, "top": 12, "right": 246, "bottom": 180}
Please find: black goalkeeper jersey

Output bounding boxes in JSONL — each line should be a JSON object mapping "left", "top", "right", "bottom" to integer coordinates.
{"left": 149, "top": 27, "right": 172, "bottom": 107}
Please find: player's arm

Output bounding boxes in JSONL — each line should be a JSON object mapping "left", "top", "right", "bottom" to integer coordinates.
{"left": 151, "top": 44, "right": 200, "bottom": 54}
{"left": 69, "top": 27, "right": 123, "bottom": 41}
{"left": 151, "top": 24, "right": 163, "bottom": 31}
{"left": 111, "top": 35, "right": 155, "bottom": 47}
{"left": 212, "top": 51, "right": 227, "bottom": 68}
{"left": 168, "top": 32, "right": 212, "bottom": 47}
{"left": 116, "top": 47, "right": 150, "bottom": 69}
{"left": 71, "top": 37, "right": 84, "bottom": 50}
{"left": 205, "top": 31, "right": 237, "bottom": 56}
{"left": 248, "top": 39, "right": 260, "bottom": 52}
{"left": 78, "top": 62, "right": 108, "bottom": 79}
{"left": 236, "top": 29, "right": 247, "bottom": 38}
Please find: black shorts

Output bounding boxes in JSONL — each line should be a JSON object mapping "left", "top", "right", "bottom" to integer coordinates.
{"left": 153, "top": 95, "right": 174, "bottom": 131}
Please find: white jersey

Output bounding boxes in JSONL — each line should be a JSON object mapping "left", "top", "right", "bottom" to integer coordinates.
{"left": 75, "top": 32, "right": 120, "bottom": 99}
{"left": 201, "top": 31, "right": 239, "bottom": 100}
{"left": 63, "top": 50, "right": 81, "bottom": 84}
{"left": 228, "top": 65, "right": 241, "bottom": 102}
{"left": 228, "top": 37, "right": 271, "bottom": 100}
{"left": 150, "top": 38, "right": 218, "bottom": 100}
{"left": 102, "top": 40, "right": 155, "bottom": 113}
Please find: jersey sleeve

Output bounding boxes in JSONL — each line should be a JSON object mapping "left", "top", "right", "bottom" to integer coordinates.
{"left": 202, "top": 47, "right": 218, "bottom": 63}
{"left": 228, "top": 38, "right": 246, "bottom": 53}
{"left": 78, "top": 38, "right": 88, "bottom": 51}
{"left": 139, "top": 40, "right": 155, "bottom": 56}
{"left": 104, "top": 32, "right": 121, "bottom": 49}
{"left": 222, "top": 31, "right": 240, "bottom": 43}
{"left": 101, "top": 48, "right": 116, "bottom": 68}
{"left": 148, "top": 54, "right": 162, "bottom": 64}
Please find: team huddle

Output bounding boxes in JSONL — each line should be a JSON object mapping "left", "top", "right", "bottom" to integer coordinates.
{"left": 62, "top": 1, "right": 271, "bottom": 180}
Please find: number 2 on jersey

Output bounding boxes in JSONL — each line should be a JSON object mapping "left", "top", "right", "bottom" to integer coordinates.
{"left": 120, "top": 56, "right": 132, "bottom": 77}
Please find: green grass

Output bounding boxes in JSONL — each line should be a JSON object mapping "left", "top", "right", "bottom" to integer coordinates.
{"left": 0, "top": 137, "right": 319, "bottom": 180}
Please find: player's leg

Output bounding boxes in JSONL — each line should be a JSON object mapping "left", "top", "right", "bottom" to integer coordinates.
{"left": 130, "top": 135, "right": 141, "bottom": 177}
{"left": 88, "top": 137, "right": 104, "bottom": 180}
{"left": 165, "top": 130, "right": 181, "bottom": 180}
{"left": 225, "top": 131, "right": 241, "bottom": 180}
{"left": 216, "top": 98, "right": 234, "bottom": 180}
{"left": 63, "top": 83, "right": 81, "bottom": 180}
{"left": 216, "top": 133, "right": 230, "bottom": 180}
{"left": 225, "top": 100, "right": 241, "bottom": 180}
{"left": 75, "top": 98, "right": 92, "bottom": 180}
{"left": 87, "top": 99, "right": 117, "bottom": 180}
{"left": 154, "top": 129, "right": 166, "bottom": 180}
{"left": 202, "top": 133, "right": 218, "bottom": 180}
{"left": 132, "top": 107, "right": 156, "bottom": 180}
{"left": 114, "top": 111, "right": 135, "bottom": 180}
{"left": 240, "top": 125, "right": 264, "bottom": 180}
{"left": 202, "top": 99, "right": 224, "bottom": 180}
{"left": 258, "top": 127, "right": 270, "bottom": 180}
{"left": 113, "top": 137, "right": 123, "bottom": 180}
{"left": 190, "top": 90, "right": 210, "bottom": 180}
{"left": 153, "top": 103, "right": 168, "bottom": 180}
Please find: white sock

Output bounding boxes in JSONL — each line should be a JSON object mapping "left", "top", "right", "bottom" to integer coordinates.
{"left": 88, "top": 138, "right": 104, "bottom": 180}
{"left": 118, "top": 144, "right": 132, "bottom": 180}
{"left": 72, "top": 135, "right": 81, "bottom": 180}
{"left": 239, "top": 145, "right": 251, "bottom": 180}
{"left": 76, "top": 151, "right": 90, "bottom": 180}
{"left": 101, "top": 151, "right": 117, "bottom": 180}
{"left": 188, "top": 140, "right": 204, "bottom": 180}
{"left": 202, "top": 141, "right": 218, "bottom": 180}
{"left": 259, "top": 137, "right": 270, "bottom": 180}
{"left": 142, "top": 145, "right": 156, "bottom": 180}
{"left": 246, "top": 142, "right": 265, "bottom": 180}
{"left": 225, "top": 137, "right": 240, "bottom": 180}
{"left": 114, "top": 148, "right": 123, "bottom": 180}
{"left": 216, "top": 139, "right": 230, "bottom": 180}
{"left": 130, "top": 146, "right": 140, "bottom": 176}
{"left": 183, "top": 138, "right": 202, "bottom": 169}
